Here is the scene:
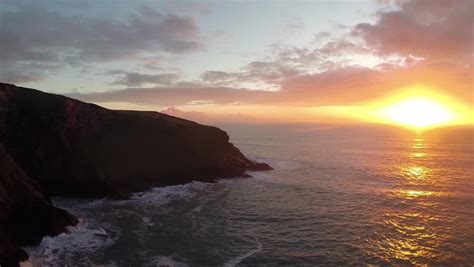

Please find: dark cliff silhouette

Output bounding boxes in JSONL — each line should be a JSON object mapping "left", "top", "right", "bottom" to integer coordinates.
{"left": 0, "top": 82, "right": 271, "bottom": 266}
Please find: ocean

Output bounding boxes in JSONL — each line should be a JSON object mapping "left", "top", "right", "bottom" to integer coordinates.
{"left": 22, "top": 124, "right": 474, "bottom": 266}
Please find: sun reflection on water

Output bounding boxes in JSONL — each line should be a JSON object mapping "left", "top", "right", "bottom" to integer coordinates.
{"left": 402, "top": 166, "right": 429, "bottom": 179}
{"left": 398, "top": 189, "right": 434, "bottom": 198}
{"left": 374, "top": 211, "right": 443, "bottom": 263}
{"left": 410, "top": 152, "right": 427, "bottom": 158}
{"left": 371, "top": 133, "right": 449, "bottom": 264}
{"left": 412, "top": 143, "right": 424, "bottom": 149}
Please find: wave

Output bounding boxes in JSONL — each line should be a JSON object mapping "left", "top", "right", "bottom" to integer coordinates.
{"left": 129, "top": 181, "right": 211, "bottom": 207}
{"left": 21, "top": 181, "right": 214, "bottom": 266}
{"left": 143, "top": 256, "right": 188, "bottom": 267}
{"left": 223, "top": 236, "right": 262, "bottom": 267}
{"left": 20, "top": 220, "right": 120, "bottom": 267}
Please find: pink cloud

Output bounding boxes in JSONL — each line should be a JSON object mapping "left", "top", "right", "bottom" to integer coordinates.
{"left": 352, "top": 0, "right": 473, "bottom": 60}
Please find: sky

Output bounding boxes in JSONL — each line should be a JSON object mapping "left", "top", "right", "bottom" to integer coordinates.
{"left": 0, "top": 0, "right": 473, "bottom": 125}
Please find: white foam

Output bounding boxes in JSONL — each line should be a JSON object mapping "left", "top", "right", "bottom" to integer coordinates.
{"left": 223, "top": 237, "right": 262, "bottom": 267}
{"left": 143, "top": 256, "right": 188, "bottom": 267}
{"left": 21, "top": 219, "right": 119, "bottom": 267}
{"left": 52, "top": 197, "right": 108, "bottom": 212}
{"left": 247, "top": 171, "right": 274, "bottom": 180}
{"left": 129, "top": 181, "right": 211, "bottom": 207}
{"left": 142, "top": 216, "right": 155, "bottom": 226}
{"left": 22, "top": 181, "right": 213, "bottom": 266}
{"left": 50, "top": 181, "right": 212, "bottom": 214}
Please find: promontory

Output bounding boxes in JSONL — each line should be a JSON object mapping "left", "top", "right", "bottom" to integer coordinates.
{"left": 0, "top": 82, "right": 271, "bottom": 266}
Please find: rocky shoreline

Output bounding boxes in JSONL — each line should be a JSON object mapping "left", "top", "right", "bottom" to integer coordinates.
{"left": 0, "top": 82, "right": 271, "bottom": 266}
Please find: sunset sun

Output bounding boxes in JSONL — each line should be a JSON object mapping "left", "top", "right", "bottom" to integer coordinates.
{"left": 379, "top": 98, "right": 456, "bottom": 128}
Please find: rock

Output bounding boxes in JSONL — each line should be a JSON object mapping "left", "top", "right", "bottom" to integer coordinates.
{"left": 248, "top": 162, "right": 274, "bottom": 171}
{"left": 0, "top": 143, "right": 78, "bottom": 267}
{"left": 0, "top": 241, "right": 28, "bottom": 267}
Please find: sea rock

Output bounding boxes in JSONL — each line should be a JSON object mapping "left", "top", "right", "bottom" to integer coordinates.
{"left": 0, "top": 82, "right": 271, "bottom": 198}
{"left": 248, "top": 162, "right": 273, "bottom": 171}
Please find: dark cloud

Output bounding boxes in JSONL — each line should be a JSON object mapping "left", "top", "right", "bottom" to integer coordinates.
{"left": 0, "top": 1, "right": 203, "bottom": 83}
{"left": 200, "top": 61, "right": 301, "bottom": 88}
{"left": 0, "top": 3, "right": 202, "bottom": 63}
{"left": 0, "top": 62, "right": 60, "bottom": 83}
{"left": 245, "top": 61, "right": 301, "bottom": 83}
{"left": 200, "top": 71, "right": 238, "bottom": 84}
{"left": 200, "top": 56, "right": 307, "bottom": 88}
{"left": 0, "top": 69, "right": 44, "bottom": 84}
{"left": 109, "top": 71, "right": 180, "bottom": 87}
{"left": 70, "top": 86, "right": 274, "bottom": 106}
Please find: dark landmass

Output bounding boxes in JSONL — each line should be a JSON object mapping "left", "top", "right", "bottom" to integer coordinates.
{"left": 0, "top": 143, "right": 78, "bottom": 266}
{"left": 0, "top": 82, "right": 271, "bottom": 266}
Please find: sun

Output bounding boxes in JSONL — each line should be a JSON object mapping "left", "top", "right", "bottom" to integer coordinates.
{"left": 378, "top": 97, "right": 456, "bottom": 128}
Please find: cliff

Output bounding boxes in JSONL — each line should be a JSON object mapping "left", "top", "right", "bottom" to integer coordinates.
{"left": 0, "top": 143, "right": 78, "bottom": 266}
{"left": 0, "top": 82, "right": 271, "bottom": 197}
{"left": 0, "top": 82, "right": 271, "bottom": 265}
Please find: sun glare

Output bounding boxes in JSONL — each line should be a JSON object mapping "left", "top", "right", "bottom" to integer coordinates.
{"left": 379, "top": 98, "right": 456, "bottom": 128}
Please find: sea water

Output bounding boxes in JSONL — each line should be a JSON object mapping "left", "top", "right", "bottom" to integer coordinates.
{"left": 22, "top": 124, "right": 474, "bottom": 266}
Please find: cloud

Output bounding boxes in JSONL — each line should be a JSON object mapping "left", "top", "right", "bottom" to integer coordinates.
{"left": 319, "top": 39, "right": 371, "bottom": 56}
{"left": 197, "top": 39, "right": 376, "bottom": 89}
{"left": 4, "top": 0, "right": 472, "bottom": 114}
{"left": 352, "top": 0, "right": 473, "bottom": 60}
{"left": 163, "top": 1, "right": 211, "bottom": 15}
{"left": 279, "top": 67, "right": 384, "bottom": 104}
{"left": 0, "top": 1, "right": 203, "bottom": 83}
{"left": 200, "top": 60, "right": 301, "bottom": 89}
{"left": 71, "top": 86, "right": 274, "bottom": 106}
{"left": 69, "top": 67, "right": 384, "bottom": 106}
{"left": 0, "top": 3, "right": 202, "bottom": 63}
{"left": 200, "top": 71, "right": 238, "bottom": 85}
{"left": 72, "top": 59, "right": 473, "bottom": 108}
{"left": 109, "top": 71, "right": 180, "bottom": 87}
{"left": 0, "top": 69, "right": 44, "bottom": 84}
{"left": 192, "top": 0, "right": 474, "bottom": 107}
{"left": 0, "top": 62, "right": 60, "bottom": 83}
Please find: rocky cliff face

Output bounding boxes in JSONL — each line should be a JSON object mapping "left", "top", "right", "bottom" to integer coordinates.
{"left": 0, "top": 143, "right": 78, "bottom": 266}
{"left": 0, "top": 82, "right": 271, "bottom": 265}
{"left": 0, "top": 82, "right": 271, "bottom": 197}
